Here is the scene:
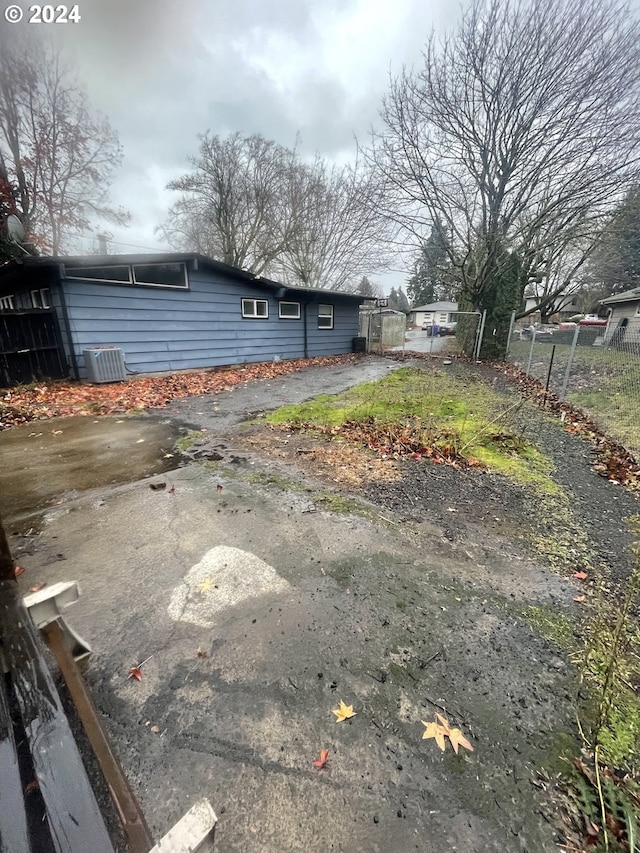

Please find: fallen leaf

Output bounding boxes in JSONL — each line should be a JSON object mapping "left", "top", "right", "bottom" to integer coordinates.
{"left": 422, "top": 719, "right": 447, "bottom": 751}
{"left": 333, "top": 700, "right": 356, "bottom": 722}
{"left": 29, "top": 583, "right": 47, "bottom": 593}
{"left": 150, "top": 725, "right": 160, "bottom": 734}
{"left": 149, "top": 482, "right": 166, "bottom": 491}
{"left": 51, "top": 429, "right": 63, "bottom": 435}
{"left": 168, "top": 484, "right": 176, "bottom": 495}
{"left": 216, "top": 484, "right": 223, "bottom": 493}
{"left": 196, "top": 646, "right": 209, "bottom": 658}
{"left": 447, "top": 726, "right": 474, "bottom": 755}
{"left": 128, "top": 666, "right": 143, "bottom": 681}
{"left": 573, "top": 595, "right": 586, "bottom": 603}
{"left": 14, "top": 565, "right": 25, "bottom": 578}
{"left": 573, "top": 571, "right": 588, "bottom": 580}
{"left": 312, "top": 748, "right": 330, "bottom": 769}
{"left": 422, "top": 714, "right": 473, "bottom": 754}
{"left": 24, "top": 780, "right": 39, "bottom": 796}
{"left": 136, "top": 438, "right": 145, "bottom": 443}
{"left": 197, "top": 577, "right": 214, "bottom": 594}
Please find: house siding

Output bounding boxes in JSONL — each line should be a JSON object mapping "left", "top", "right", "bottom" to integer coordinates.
{"left": 60, "top": 269, "right": 360, "bottom": 378}
{"left": 603, "top": 302, "right": 640, "bottom": 346}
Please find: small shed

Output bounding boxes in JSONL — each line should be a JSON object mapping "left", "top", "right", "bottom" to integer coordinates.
{"left": 407, "top": 301, "right": 458, "bottom": 328}
{"left": 599, "top": 287, "right": 640, "bottom": 349}
{"left": 0, "top": 253, "right": 365, "bottom": 385}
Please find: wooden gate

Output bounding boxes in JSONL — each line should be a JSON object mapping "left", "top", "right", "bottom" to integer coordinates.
{"left": 0, "top": 310, "right": 67, "bottom": 387}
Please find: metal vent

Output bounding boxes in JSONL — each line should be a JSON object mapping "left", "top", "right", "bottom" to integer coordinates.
{"left": 82, "top": 347, "right": 126, "bottom": 383}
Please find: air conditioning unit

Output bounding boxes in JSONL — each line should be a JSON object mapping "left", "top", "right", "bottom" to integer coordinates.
{"left": 83, "top": 347, "right": 126, "bottom": 383}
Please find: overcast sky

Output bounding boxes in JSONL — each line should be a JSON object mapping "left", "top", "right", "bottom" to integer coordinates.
{"left": 31, "top": 0, "right": 461, "bottom": 281}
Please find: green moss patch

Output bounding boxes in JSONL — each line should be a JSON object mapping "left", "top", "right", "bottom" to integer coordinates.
{"left": 268, "top": 366, "right": 558, "bottom": 492}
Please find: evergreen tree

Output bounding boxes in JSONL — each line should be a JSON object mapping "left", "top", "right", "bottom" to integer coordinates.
{"left": 395, "top": 286, "right": 410, "bottom": 313}
{"left": 388, "top": 287, "right": 399, "bottom": 310}
{"left": 588, "top": 185, "right": 640, "bottom": 296}
{"left": 356, "top": 275, "right": 376, "bottom": 297}
{"left": 406, "top": 218, "right": 453, "bottom": 306}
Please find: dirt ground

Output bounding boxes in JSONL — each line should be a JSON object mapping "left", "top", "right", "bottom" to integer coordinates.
{"left": 3, "top": 355, "right": 639, "bottom": 852}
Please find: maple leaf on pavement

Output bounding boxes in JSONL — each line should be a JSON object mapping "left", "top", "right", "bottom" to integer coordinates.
{"left": 333, "top": 700, "right": 357, "bottom": 722}
{"left": 422, "top": 713, "right": 473, "bottom": 754}
{"left": 447, "top": 726, "right": 474, "bottom": 754}
{"left": 573, "top": 571, "right": 588, "bottom": 580}
{"left": 422, "top": 720, "right": 447, "bottom": 752}
{"left": 128, "top": 666, "right": 143, "bottom": 681}
{"left": 312, "top": 749, "right": 329, "bottom": 769}
{"left": 197, "top": 577, "right": 214, "bottom": 594}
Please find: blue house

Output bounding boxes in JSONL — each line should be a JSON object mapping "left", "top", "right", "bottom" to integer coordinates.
{"left": 0, "top": 253, "right": 365, "bottom": 385}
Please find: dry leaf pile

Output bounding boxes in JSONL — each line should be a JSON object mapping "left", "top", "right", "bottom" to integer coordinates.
{"left": 0, "top": 355, "right": 361, "bottom": 429}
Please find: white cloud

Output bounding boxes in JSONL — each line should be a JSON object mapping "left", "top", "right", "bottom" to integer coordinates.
{"left": 41, "top": 0, "right": 456, "bottom": 274}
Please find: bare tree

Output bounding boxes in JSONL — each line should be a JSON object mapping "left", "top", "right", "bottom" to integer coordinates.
{"left": 160, "top": 133, "right": 395, "bottom": 290}
{"left": 0, "top": 31, "right": 128, "bottom": 255}
{"left": 277, "top": 155, "right": 394, "bottom": 291}
{"left": 367, "top": 0, "right": 640, "bottom": 344}
{"left": 159, "top": 133, "right": 298, "bottom": 275}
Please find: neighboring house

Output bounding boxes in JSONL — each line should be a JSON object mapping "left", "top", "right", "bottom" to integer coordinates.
{"left": 599, "top": 287, "right": 640, "bottom": 348}
{"left": 407, "top": 301, "right": 458, "bottom": 328}
{"left": 0, "top": 253, "right": 365, "bottom": 386}
{"left": 522, "top": 294, "right": 581, "bottom": 323}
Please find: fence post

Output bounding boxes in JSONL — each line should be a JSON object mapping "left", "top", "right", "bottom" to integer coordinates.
{"left": 526, "top": 331, "right": 536, "bottom": 376}
{"left": 559, "top": 325, "right": 580, "bottom": 401}
{"left": 474, "top": 310, "right": 487, "bottom": 360}
{"left": 506, "top": 310, "right": 516, "bottom": 358}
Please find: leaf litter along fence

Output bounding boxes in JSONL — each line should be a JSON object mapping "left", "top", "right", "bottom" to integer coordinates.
{"left": 506, "top": 320, "right": 640, "bottom": 462}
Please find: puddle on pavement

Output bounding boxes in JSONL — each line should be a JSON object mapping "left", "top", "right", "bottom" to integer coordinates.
{"left": 0, "top": 415, "right": 182, "bottom": 527}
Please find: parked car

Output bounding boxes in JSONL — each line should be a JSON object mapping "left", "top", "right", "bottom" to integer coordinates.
{"left": 520, "top": 323, "right": 557, "bottom": 342}
{"left": 438, "top": 322, "right": 457, "bottom": 336}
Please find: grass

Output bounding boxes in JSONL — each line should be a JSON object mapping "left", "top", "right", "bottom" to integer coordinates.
{"left": 175, "top": 430, "right": 206, "bottom": 451}
{"left": 508, "top": 339, "right": 640, "bottom": 458}
{"left": 267, "top": 366, "right": 558, "bottom": 492}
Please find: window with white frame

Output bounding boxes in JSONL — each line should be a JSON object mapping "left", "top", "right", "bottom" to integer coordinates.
{"left": 65, "top": 262, "right": 188, "bottom": 289}
{"left": 318, "top": 304, "right": 334, "bottom": 329}
{"left": 242, "top": 298, "right": 269, "bottom": 318}
{"left": 67, "top": 264, "right": 132, "bottom": 283}
{"left": 132, "top": 263, "right": 188, "bottom": 288}
{"left": 279, "top": 301, "right": 300, "bottom": 319}
{"left": 0, "top": 295, "right": 15, "bottom": 310}
{"left": 30, "top": 288, "right": 50, "bottom": 308}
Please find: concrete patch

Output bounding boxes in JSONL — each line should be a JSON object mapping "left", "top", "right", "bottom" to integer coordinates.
{"left": 167, "top": 546, "right": 290, "bottom": 628}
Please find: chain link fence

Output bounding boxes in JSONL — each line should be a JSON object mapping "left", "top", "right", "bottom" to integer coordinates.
{"left": 506, "top": 319, "right": 640, "bottom": 460}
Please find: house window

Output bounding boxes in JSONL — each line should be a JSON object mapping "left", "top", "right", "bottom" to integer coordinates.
{"left": 31, "top": 288, "right": 50, "bottom": 308}
{"left": 242, "top": 298, "right": 269, "bottom": 319}
{"left": 0, "top": 295, "right": 15, "bottom": 310}
{"left": 318, "top": 304, "right": 334, "bottom": 329}
{"left": 66, "top": 265, "right": 132, "bottom": 283}
{"left": 279, "top": 301, "right": 300, "bottom": 319}
{"left": 66, "top": 262, "right": 188, "bottom": 289}
{"left": 132, "top": 263, "right": 188, "bottom": 288}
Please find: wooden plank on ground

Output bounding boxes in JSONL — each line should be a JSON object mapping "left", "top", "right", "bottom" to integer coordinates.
{"left": 0, "top": 580, "right": 114, "bottom": 853}
{"left": 149, "top": 800, "right": 217, "bottom": 853}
